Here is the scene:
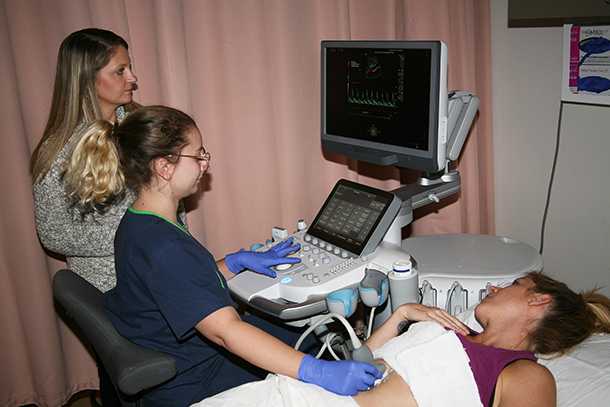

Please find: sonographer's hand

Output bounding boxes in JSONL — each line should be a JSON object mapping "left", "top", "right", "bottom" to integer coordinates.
{"left": 298, "top": 354, "right": 382, "bottom": 396}
{"left": 224, "top": 238, "right": 301, "bottom": 278}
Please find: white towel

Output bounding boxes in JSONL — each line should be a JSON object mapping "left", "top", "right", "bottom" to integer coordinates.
{"left": 191, "top": 374, "right": 360, "bottom": 407}
{"left": 374, "top": 321, "right": 482, "bottom": 407}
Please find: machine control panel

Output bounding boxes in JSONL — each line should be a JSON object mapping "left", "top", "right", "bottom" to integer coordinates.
{"left": 228, "top": 232, "right": 408, "bottom": 322}
{"left": 228, "top": 179, "right": 404, "bottom": 322}
{"left": 239, "top": 230, "right": 375, "bottom": 303}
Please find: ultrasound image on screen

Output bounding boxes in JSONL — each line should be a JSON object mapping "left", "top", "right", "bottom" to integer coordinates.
{"left": 325, "top": 47, "right": 432, "bottom": 151}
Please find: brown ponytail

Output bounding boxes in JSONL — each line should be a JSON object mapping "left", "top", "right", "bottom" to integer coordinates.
{"left": 527, "top": 272, "right": 610, "bottom": 355}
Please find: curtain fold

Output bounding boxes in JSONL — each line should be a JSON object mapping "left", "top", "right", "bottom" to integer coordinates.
{"left": 0, "top": 1, "right": 493, "bottom": 405}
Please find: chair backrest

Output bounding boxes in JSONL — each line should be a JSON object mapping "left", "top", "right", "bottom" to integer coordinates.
{"left": 52, "top": 269, "right": 178, "bottom": 406}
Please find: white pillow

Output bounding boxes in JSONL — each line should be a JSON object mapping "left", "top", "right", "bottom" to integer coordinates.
{"left": 457, "top": 305, "right": 610, "bottom": 407}
{"left": 538, "top": 334, "right": 610, "bottom": 407}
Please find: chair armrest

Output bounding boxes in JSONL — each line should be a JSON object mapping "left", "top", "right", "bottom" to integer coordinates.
{"left": 109, "top": 336, "right": 179, "bottom": 396}
{"left": 53, "top": 269, "right": 178, "bottom": 396}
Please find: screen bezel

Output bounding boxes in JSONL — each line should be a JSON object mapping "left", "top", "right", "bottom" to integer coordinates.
{"left": 321, "top": 40, "right": 448, "bottom": 173}
{"left": 306, "top": 179, "right": 401, "bottom": 256}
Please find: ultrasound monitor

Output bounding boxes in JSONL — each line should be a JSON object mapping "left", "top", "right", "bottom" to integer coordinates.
{"left": 321, "top": 41, "right": 448, "bottom": 173}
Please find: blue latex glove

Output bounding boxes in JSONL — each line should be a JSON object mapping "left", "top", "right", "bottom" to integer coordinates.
{"left": 298, "top": 354, "right": 382, "bottom": 396}
{"left": 225, "top": 237, "right": 301, "bottom": 277}
{"left": 578, "top": 76, "right": 610, "bottom": 93}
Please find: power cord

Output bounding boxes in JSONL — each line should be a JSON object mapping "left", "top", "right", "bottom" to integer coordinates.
{"left": 294, "top": 312, "right": 386, "bottom": 374}
{"left": 294, "top": 313, "right": 362, "bottom": 352}
{"left": 539, "top": 100, "right": 564, "bottom": 255}
{"left": 365, "top": 307, "right": 376, "bottom": 340}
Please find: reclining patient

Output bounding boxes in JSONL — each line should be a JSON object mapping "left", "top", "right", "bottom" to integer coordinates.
{"left": 196, "top": 272, "right": 610, "bottom": 407}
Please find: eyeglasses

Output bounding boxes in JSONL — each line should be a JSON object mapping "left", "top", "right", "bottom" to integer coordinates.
{"left": 169, "top": 150, "right": 211, "bottom": 172}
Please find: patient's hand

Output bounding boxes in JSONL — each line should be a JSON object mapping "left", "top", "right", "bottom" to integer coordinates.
{"left": 397, "top": 303, "right": 470, "bottom": 336}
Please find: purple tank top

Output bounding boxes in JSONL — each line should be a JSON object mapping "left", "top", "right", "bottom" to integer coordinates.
{"left": 455, "top": 332, "right": 537, "bottom": 406}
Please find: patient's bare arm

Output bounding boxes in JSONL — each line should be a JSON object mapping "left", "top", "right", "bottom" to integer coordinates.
{"left": 352, "top": 367, "right": 417, "bottom": 407}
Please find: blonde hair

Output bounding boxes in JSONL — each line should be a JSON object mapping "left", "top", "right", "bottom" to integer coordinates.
{"left": 584, "top": 290, "right": 610, "bottom": 334}
{"left": 63, "top": 106, "right": 197, "bottom": 213}
{"left": 30, "top": 28, "right": 139, "bottom": 182}
{"left": 63, "top": 120, "right": 125, "bottom": 213}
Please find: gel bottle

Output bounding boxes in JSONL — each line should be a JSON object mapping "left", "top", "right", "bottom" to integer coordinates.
{"left": 388, "top": 258, "right": 419, "bottom": 313}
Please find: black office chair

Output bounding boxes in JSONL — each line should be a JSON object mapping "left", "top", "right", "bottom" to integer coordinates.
{"left": 53, "top": 269, "right": 178, "bottom": 407}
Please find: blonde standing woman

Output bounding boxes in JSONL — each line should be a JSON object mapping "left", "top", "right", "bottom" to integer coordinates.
{"left": 30, "top": 28, "right": 188, "bottom": 293}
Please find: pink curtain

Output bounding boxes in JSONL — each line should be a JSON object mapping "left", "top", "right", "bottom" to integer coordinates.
{"left": 0, "top": 1, "right": 493, "bottom": 405}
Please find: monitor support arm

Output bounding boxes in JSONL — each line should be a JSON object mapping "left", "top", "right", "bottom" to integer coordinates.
{"left": 383, "top": 91, "right": 479, "bottom": 246}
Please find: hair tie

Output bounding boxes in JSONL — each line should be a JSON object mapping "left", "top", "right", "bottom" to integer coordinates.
{"left": 112, "top": 122, "right": 119, "bottom": 139}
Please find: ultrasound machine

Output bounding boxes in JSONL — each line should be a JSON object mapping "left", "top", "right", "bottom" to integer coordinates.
{"left": 228, "top": 41, "right": 542, "bottom": 343}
